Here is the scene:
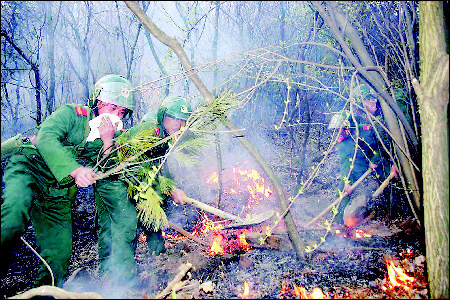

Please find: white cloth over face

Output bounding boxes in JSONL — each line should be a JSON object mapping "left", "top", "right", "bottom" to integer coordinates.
{"left": 86, "top": 113, "right": 123, "bottom": 142}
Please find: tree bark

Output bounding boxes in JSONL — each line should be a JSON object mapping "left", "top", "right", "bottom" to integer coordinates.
{"left": 413, "top": 2, "right": 449, "bottom": 298}
{"left": 124, "top": 0, "right": 305, "bottom": 259}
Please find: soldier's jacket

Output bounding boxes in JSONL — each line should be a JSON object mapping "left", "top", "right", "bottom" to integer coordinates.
{"left": 117, "top": 118, "right": 169, "bottom": 165}
{"left": 33, "top": 104, "right": 96, "bottom": 185}
{"left": 337, "top": 113, "right": 387, "bottom": 183}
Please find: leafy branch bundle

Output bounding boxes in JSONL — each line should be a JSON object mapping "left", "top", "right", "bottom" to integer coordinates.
{"left": 108, "top": 91, "right": 239, "bottom": 230}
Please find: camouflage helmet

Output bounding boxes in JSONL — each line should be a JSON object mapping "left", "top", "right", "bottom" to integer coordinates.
{"left": 156, "top": 96, "right": 192, "bottom": 125}
{"left": 89, "top": 74, "right": 135, "bottom": 111}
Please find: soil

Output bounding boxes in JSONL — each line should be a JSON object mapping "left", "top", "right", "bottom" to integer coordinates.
{"left": 1, "top": 187, "right": 427, "bottom": 299}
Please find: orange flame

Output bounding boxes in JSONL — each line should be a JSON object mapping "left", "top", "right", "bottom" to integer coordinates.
{"left": 239, "top": 281, "right": 250, "bottom": 298}
{"left": 192, "top": 213, "right": 223, "bottom": 236}
{"left": 294, "top": 285, "right": 326, "bottom": 299}
{"left": 209, "top": 233, "right": 224, "bottom": 255}
{"left": 208, "top": 163, "right": 274, "bottom": 217}
{"left": 239, "top": 231, "right": 251, "bottom": 251}
{"left": 354, "top": 229, "right": 372, "bottom": 238}
{"left": 386, "top": 260, "right": 415, "bottom": 290}
{"left": 281, "top": 281, "right": 289, "bottom": 295}
{"left": 334, "top": 228, "right": 372, "bottom": 239}
{"left": 207, "top": 172, "right": 219, "bottom": 184}
{"left": 203, "top": 162, "right": 276, "bottom": 255}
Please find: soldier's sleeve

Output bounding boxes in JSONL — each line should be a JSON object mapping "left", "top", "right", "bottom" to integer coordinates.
{"left": 35, "top": 105, "right": 83, "bottom": 183}
{"left": 368, "top": 120, "right": 386, "bottom": 167}
{"left": 338, "top": 141, "right": 353, "bottom": 183}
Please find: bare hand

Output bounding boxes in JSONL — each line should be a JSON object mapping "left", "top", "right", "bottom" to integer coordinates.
{"left": 99, "top": 115, "right": 118, "bottom": 144}
{"left": 343, "top": 183, "right": 353, "bottom": 195}
{"left": 170, "top": 188, "right": 187, "bottom": 205}
{"left": 368, "top": 162, "right": 378, "bottom": 171}
{"left": 70, "top": 166, "right": 97, "bottom": 187}
{"left": 98, "top": 115, "right": 118, "bottom": 153}
{"left": 390, "top": 164, "right": 399, "bottom": 178}
{"left": 30, "top": 135, "right": 37, "bottom": 146}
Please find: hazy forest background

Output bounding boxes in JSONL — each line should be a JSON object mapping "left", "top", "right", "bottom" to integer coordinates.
{"left": 1, "top": 1, "right": 448, "bottom": 298}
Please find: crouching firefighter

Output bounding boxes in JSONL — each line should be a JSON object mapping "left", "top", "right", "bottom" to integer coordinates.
{"left": 1, "top": 74, "right": 138, "bottom": 288}
{"left": 119, "top": 96, "right": 191, "bottom": 256}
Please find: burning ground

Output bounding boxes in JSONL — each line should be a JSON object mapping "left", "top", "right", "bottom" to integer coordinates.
{"left": 1, "top": 158, "right": 428, "bottom": 299}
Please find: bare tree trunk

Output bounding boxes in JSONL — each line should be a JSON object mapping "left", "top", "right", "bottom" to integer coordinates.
{"left": 64, "top": 2, "right": 92, "bottom": 99}
{"left": 212, "top": 0, "right": 223, "bottom": 209}
{"left": 0, "top": 29, "right": 42, "bottom": 125}
{"left": 144, "top": 30, "right": 170, "bottom": 97}
{"left": 413, "top": 2, "right": 449, "bottom": 298}
{"left": 33, "top": 64, "right": 42, "bottom": 125}
{"left": 124, "top": 0, "right": 305, "bottom": 259}
{"left": 296, "top": 92, "right": 311, "bottom": 184}
{"left": 45, "top": 1, "right": 56, "bottom": 117}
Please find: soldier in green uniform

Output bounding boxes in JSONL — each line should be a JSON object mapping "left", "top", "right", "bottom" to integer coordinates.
{"left": 332, "top": 84, "right": 395, "bottom": 228}
{"left": 108, "top": 96, "right": 191, "bottom": 259}
{"left": 1, "top": 74, "right": 137, "bottom": 287}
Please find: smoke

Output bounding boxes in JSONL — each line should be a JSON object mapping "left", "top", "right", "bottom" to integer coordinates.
{"left": 62, "top": 257, "right": 146, "bottom": 299}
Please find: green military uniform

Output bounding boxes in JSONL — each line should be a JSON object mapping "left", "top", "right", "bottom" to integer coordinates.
{"left": 1, "top": 104, "right": 138, "bottom": 287}
{"left": 117, "top": 117, "right": 171, "bottom": 256}
{"left": 113, "top": 96, "right": 191, "bottom": 256}
{"left": 2, "top": 104, "right": 92, "bottom": 286}
{"left": 335, "top": 111, "right": 387, "bottom": 224}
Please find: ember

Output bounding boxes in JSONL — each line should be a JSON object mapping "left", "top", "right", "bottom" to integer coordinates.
{"left": 191, "top": 212, "right": 224, "bottom": 236}
{"left": 281, "top": 280, "right": 289, "bottom": 296}
{"left": 138, "top": 232, "right": 147, "bottom": 242}
{"left": 238, "top": 231, "right": 251, "bottom": 251}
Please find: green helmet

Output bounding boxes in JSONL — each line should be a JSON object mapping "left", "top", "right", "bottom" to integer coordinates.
{"left": 89, "top": 74, "right": 135, "bottom": 111}
{"left": 156, "top": 96, "right": 192, "bottom": 125}
{"left": 353, "top": 84, "right": 375, "bottom": 101}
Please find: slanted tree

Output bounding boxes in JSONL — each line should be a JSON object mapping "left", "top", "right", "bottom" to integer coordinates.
{"left": 124, "top": 0, "right": 306, "bottom": 260}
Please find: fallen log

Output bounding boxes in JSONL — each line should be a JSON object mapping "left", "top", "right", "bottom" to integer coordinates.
{"left": 8, "top": 286, "right": 103, "bottom": 299}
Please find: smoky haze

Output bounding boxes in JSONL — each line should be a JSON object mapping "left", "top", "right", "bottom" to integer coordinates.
{"left": 1, "top": 1, "right": 420, "bottom": 298}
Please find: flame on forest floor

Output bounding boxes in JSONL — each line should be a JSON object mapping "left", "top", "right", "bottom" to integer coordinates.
{"left": 208, "top": 233, "right": 224, "bottom": 255}
{"left": 239, "top": 281, "right": 250, "bottom": 298}
{"left": 207, "top": 161, "right": 275, "bottom": 217}
{"left": 204, "top": 162, "right": 276, "bottom": 255}
{"left": 164, "top": 162, "right": 276, "bottom": 255}
{"left": 386, "top": 260, "right": 415, "bottom": 290}
{"left": 334, "top": 228, "right": 372, "bottom": 239}
{"left": 293, "top": 285, "right": 326, "bottom": 299}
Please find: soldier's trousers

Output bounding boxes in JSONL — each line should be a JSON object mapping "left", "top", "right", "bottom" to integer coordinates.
{"left": 95, "top": 179, "right": 139, "bottom": 285}
{"left": 1, "top": 149, "right": 77, "bottom": 287}
{"left": 335, "top": 167, "right": 379, "bottom": 224}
